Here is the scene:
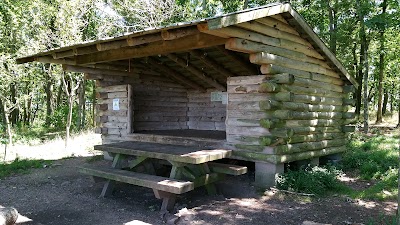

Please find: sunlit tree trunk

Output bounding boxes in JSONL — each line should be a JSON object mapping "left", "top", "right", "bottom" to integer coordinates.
{"left": 3, "top": 104, "right": 12, "bottom": 146}
{"left": 376, "top": 0, "right": 387, "bottom": 124}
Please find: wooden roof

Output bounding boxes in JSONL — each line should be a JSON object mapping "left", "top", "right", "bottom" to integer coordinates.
{"left": 17, "top": 3, "right": 358, "bottom": 89}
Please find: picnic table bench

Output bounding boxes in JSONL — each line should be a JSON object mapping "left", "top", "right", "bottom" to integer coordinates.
{"left": 78, "top": 141, "right": 247, "bottom": 211}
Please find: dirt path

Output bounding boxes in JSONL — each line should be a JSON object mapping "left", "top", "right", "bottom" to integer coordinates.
{"left": 0, "top": 157, "right": 395, "bottom": 225}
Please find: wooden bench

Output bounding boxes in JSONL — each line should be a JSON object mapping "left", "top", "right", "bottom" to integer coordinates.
{"left": 208, "top": 163, "right": 248, "bottom": 176}
{"left": 79, "top": 166, "right": 195, "bottom": 211}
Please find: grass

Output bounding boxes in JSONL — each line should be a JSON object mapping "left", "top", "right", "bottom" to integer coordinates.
{"left": 0, "top": 158, "right": 52, "bottom": 179}
{"left": 276, "top": 165, "right": 349, "bottom": 196}
{"left": 275, "top": 128, "right": 399, "bottom": 200}
{"left": 342, "top": 131, "right": 399, "bottom": 200}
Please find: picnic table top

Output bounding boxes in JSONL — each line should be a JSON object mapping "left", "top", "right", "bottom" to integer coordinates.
{"left": 94, "top": 141, "right": 232, "bottom": 164}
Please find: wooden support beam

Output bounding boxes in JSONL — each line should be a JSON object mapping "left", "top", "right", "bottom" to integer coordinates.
{"left": 211, "top": 26, "right": 324, "bottom": 60}
{"left": 215, "top": 46, "right": 258, "bottom": 75}
{"left": 96, "top": 27, "right": 199, "bottom": 52}
{"left": 255, "top": 17, "right": 299, "bottom": 35}
{"left": 250, "top": 52, "right": 340, "bottom": 78}
{"left": 165, "top": 54, "right": 226, "bottom": 91}
{"left": 206, "top": 3, "right": 291, "bottom": 29}
{"left": 161, "top": 26, "right": 199, "bottom": 40}
{"left": 235, "top": 21, "right": 311, "bottom": 47}
{"left": 63, "top": 65, "right": 139, "bottom": 78}
{"left": 35, "top": 56, "right": 76, "bottom": 65}
{"left": 189, "top": 49, "right": 236, "bottom": 78}
{"left": 76, "top": 33, "right": 227, "bottom": 64}
{"left": 146, "top": 57, "right": 206, "bottom": 91}
{"left": 225, "top": 38, "right": 330, "bottom": 69}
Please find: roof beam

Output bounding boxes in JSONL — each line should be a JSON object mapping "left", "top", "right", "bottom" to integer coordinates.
{"left": 63, "top": 65, "right": 139, "bottom": 78}
{"left": 215, "top": 46, "right": 259, "bottom": 75}
{"left": 165, "top": 54, "right": 226, "bottom": 91}
{"left": 146, "top": 58, "right": 206, "bottom": 92}
{"left": 189, "top": 49, "right": 236, "bottom": 78}
{"left": 76, "top": 33, "right": 227, "bottom": 65}
{"left": 206, "top": 3, "right": 290, "bottom": 30}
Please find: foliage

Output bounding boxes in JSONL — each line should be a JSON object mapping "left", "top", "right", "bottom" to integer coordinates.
{"left": 343, "top": 132, "right": 399, "bottom": 200}
{"left": 0, "top": 158, "right": 51, "bottom": 179}
{"left": 276, "top": 165, "right": 346, "bottom": 196}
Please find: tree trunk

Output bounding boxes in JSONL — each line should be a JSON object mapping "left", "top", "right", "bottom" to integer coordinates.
{"left": 382, "top": 89, "right": 388, "bottom": 116}
{"left": 77, "top": 79, "right": 86, "bottom": 130}
{"left": 65, "top": 95, "right": 73, "bottom": 149}
{"left": 45, "top": 78, "right": 53, "bottom": 126}
{"left": 327, "top": 0, "right": 338, "bottom": 54}
{"left": 353, "top": 43, "right": 361, "bottom": 116}
{"left": 357, "top": 0, "right": 368, "bottom": 133}
{"left": 3, "top": 104, "right": 12, "bottom": 146}
{"left": 362, "top": 42, "right": 369, "bottom": 134}
{"left": 56, "top": 82, "right": 63, "bottom": 108}
{"left": 243, "top": 0, "right": 249, "bottom": 9}
{"left": 376, "top": 0, "right": 387, "bottom": 124}
{"left": 10, "top": 83, "right": 18, "bottom": 125}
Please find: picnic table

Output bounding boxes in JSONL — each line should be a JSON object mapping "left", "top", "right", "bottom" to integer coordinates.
{"left": 79, "top": 141, "right": 247, "bottom": 211}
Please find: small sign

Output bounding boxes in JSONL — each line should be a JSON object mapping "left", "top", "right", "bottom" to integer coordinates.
{"left": 221, "top": 92, "right": 227, "bottom": 105}
{"left": 211, "top": 92, "right": 227, "bottom": 103}
{"left": 112, "top": 98, "right": 120, "bottom": 111}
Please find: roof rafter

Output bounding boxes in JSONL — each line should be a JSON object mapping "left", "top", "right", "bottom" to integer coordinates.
{"left": 165, "top": 54, "right": 226, "bottom": 91}
{"left": 189, "top": 49, "right": 236, "bottom": 78}
{"left": 146, "top": 57, "right": 207, "bottom": 92}
{"left": 75, "top": 33, "right": 227, "bottom": 65}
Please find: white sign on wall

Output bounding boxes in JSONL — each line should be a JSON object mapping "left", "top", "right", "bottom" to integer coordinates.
{"left": 112, "top": 98, "right": 120, "bottom": 111}
{"left": 211, "top": 92, "right": 227, "bottom": 105}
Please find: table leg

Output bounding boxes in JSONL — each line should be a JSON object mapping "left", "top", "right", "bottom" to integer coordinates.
{"left": 153, "top": 190, "right": 176, "bottom": 212}
{"left": 199, "top": 164, "right": 217, "bottom": 195}
{"left": 100, "top": 153, "right": 124, "bottom": 197}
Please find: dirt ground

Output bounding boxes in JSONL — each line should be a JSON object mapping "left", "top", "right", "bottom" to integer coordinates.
{"left": 0, "top": 132, "right": 397, "bottom": 225}
{"left": 0, "top": 156, "right": 396, "bottom": 225}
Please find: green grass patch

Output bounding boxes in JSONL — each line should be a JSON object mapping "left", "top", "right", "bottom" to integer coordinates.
{"left": 342, "top": 132, "right": 400, "bottom": 200}
{"left": 276, "top": 166, "right": 348, "bottom": 196}
{"left": 0, "top": 158, "right": 52, "bottom": 179}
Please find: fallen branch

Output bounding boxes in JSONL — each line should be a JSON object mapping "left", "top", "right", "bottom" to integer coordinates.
{"left": 270, "top": 187, "right": 315, "bottom": 196}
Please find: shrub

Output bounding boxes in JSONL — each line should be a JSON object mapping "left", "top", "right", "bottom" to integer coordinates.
{"left": 276, "top": 166, "right": 345, "bottom": 196}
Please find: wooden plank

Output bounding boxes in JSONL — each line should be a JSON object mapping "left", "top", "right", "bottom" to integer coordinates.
{"left": 236, "top": 22, "right": 311, "bottom": 47}
{"left": 226, "top": 38, "right": 330, "bottom": 69}
{"left": 216, "top": 26, "right": 323, "bottom": 59}
{"left": 227, "top": 75, "right": 267, "bottom": 85}
{"left": 255, "top": 17, "right": 299, "bottom": 35}
{"left": 206, "top": 3, "right": 291, "bottom": 29}
{"left": 250, "top": 53, "right": 340, "bottom": 78}
{"left": 94, "top": 141, "right": 232, "bottom": 164}
{"left": 98, "top": 85, "right": 128, "bottom": 93}
{"left": 63, "top": 65, "right": 140, "bottom": 78}
{"left": 76, "top": 33, "right": 227, "bottom": 64}
{"left": 79, "top": 166, "right": 194, "bottom": 194}
{"left": 208, "top": 162, "right": 247, "bottom": 175}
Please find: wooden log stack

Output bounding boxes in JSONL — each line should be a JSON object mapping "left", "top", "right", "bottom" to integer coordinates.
{"left": 223, "top": 17, "right": 357, "bottom": 164}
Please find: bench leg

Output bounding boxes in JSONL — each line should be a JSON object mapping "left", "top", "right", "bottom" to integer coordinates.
{"left": 100, "top": 153, "right": 125, "bottom": 197}
{"left": 199, "top": 164, "right": 217, "bottom": 195}
{"left": 153, "top": 190, "right": 176, "bottom": 212}
{"left": 100, "top": 180, "right": 116, "bottom": 197}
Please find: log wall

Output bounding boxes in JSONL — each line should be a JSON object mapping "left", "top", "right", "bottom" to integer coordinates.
{"left": 187, "top": 90, "right": 226, "bottom": 131}
{"left": 133, "top": 76, "right": 189, "bottom": 131}
{"left": 221, "top": 16, "right": 356, "bottom": 164}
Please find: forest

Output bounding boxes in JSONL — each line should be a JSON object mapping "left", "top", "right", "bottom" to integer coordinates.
{"left": 0, "top": 0, "right": 399, "bottom": 147}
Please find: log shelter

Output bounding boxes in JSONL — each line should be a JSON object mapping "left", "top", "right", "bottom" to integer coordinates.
{"left": 17, "top": 3, "right": 357, "bottom": 187}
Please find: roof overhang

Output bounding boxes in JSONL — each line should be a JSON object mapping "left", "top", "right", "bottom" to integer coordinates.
{"left": 17, "top": 3, "right": 358, "bottom": 88}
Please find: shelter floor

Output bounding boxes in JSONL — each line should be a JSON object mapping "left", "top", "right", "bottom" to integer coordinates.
{"left": 135, "top": 130, "right": 226, "bottom": 140}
